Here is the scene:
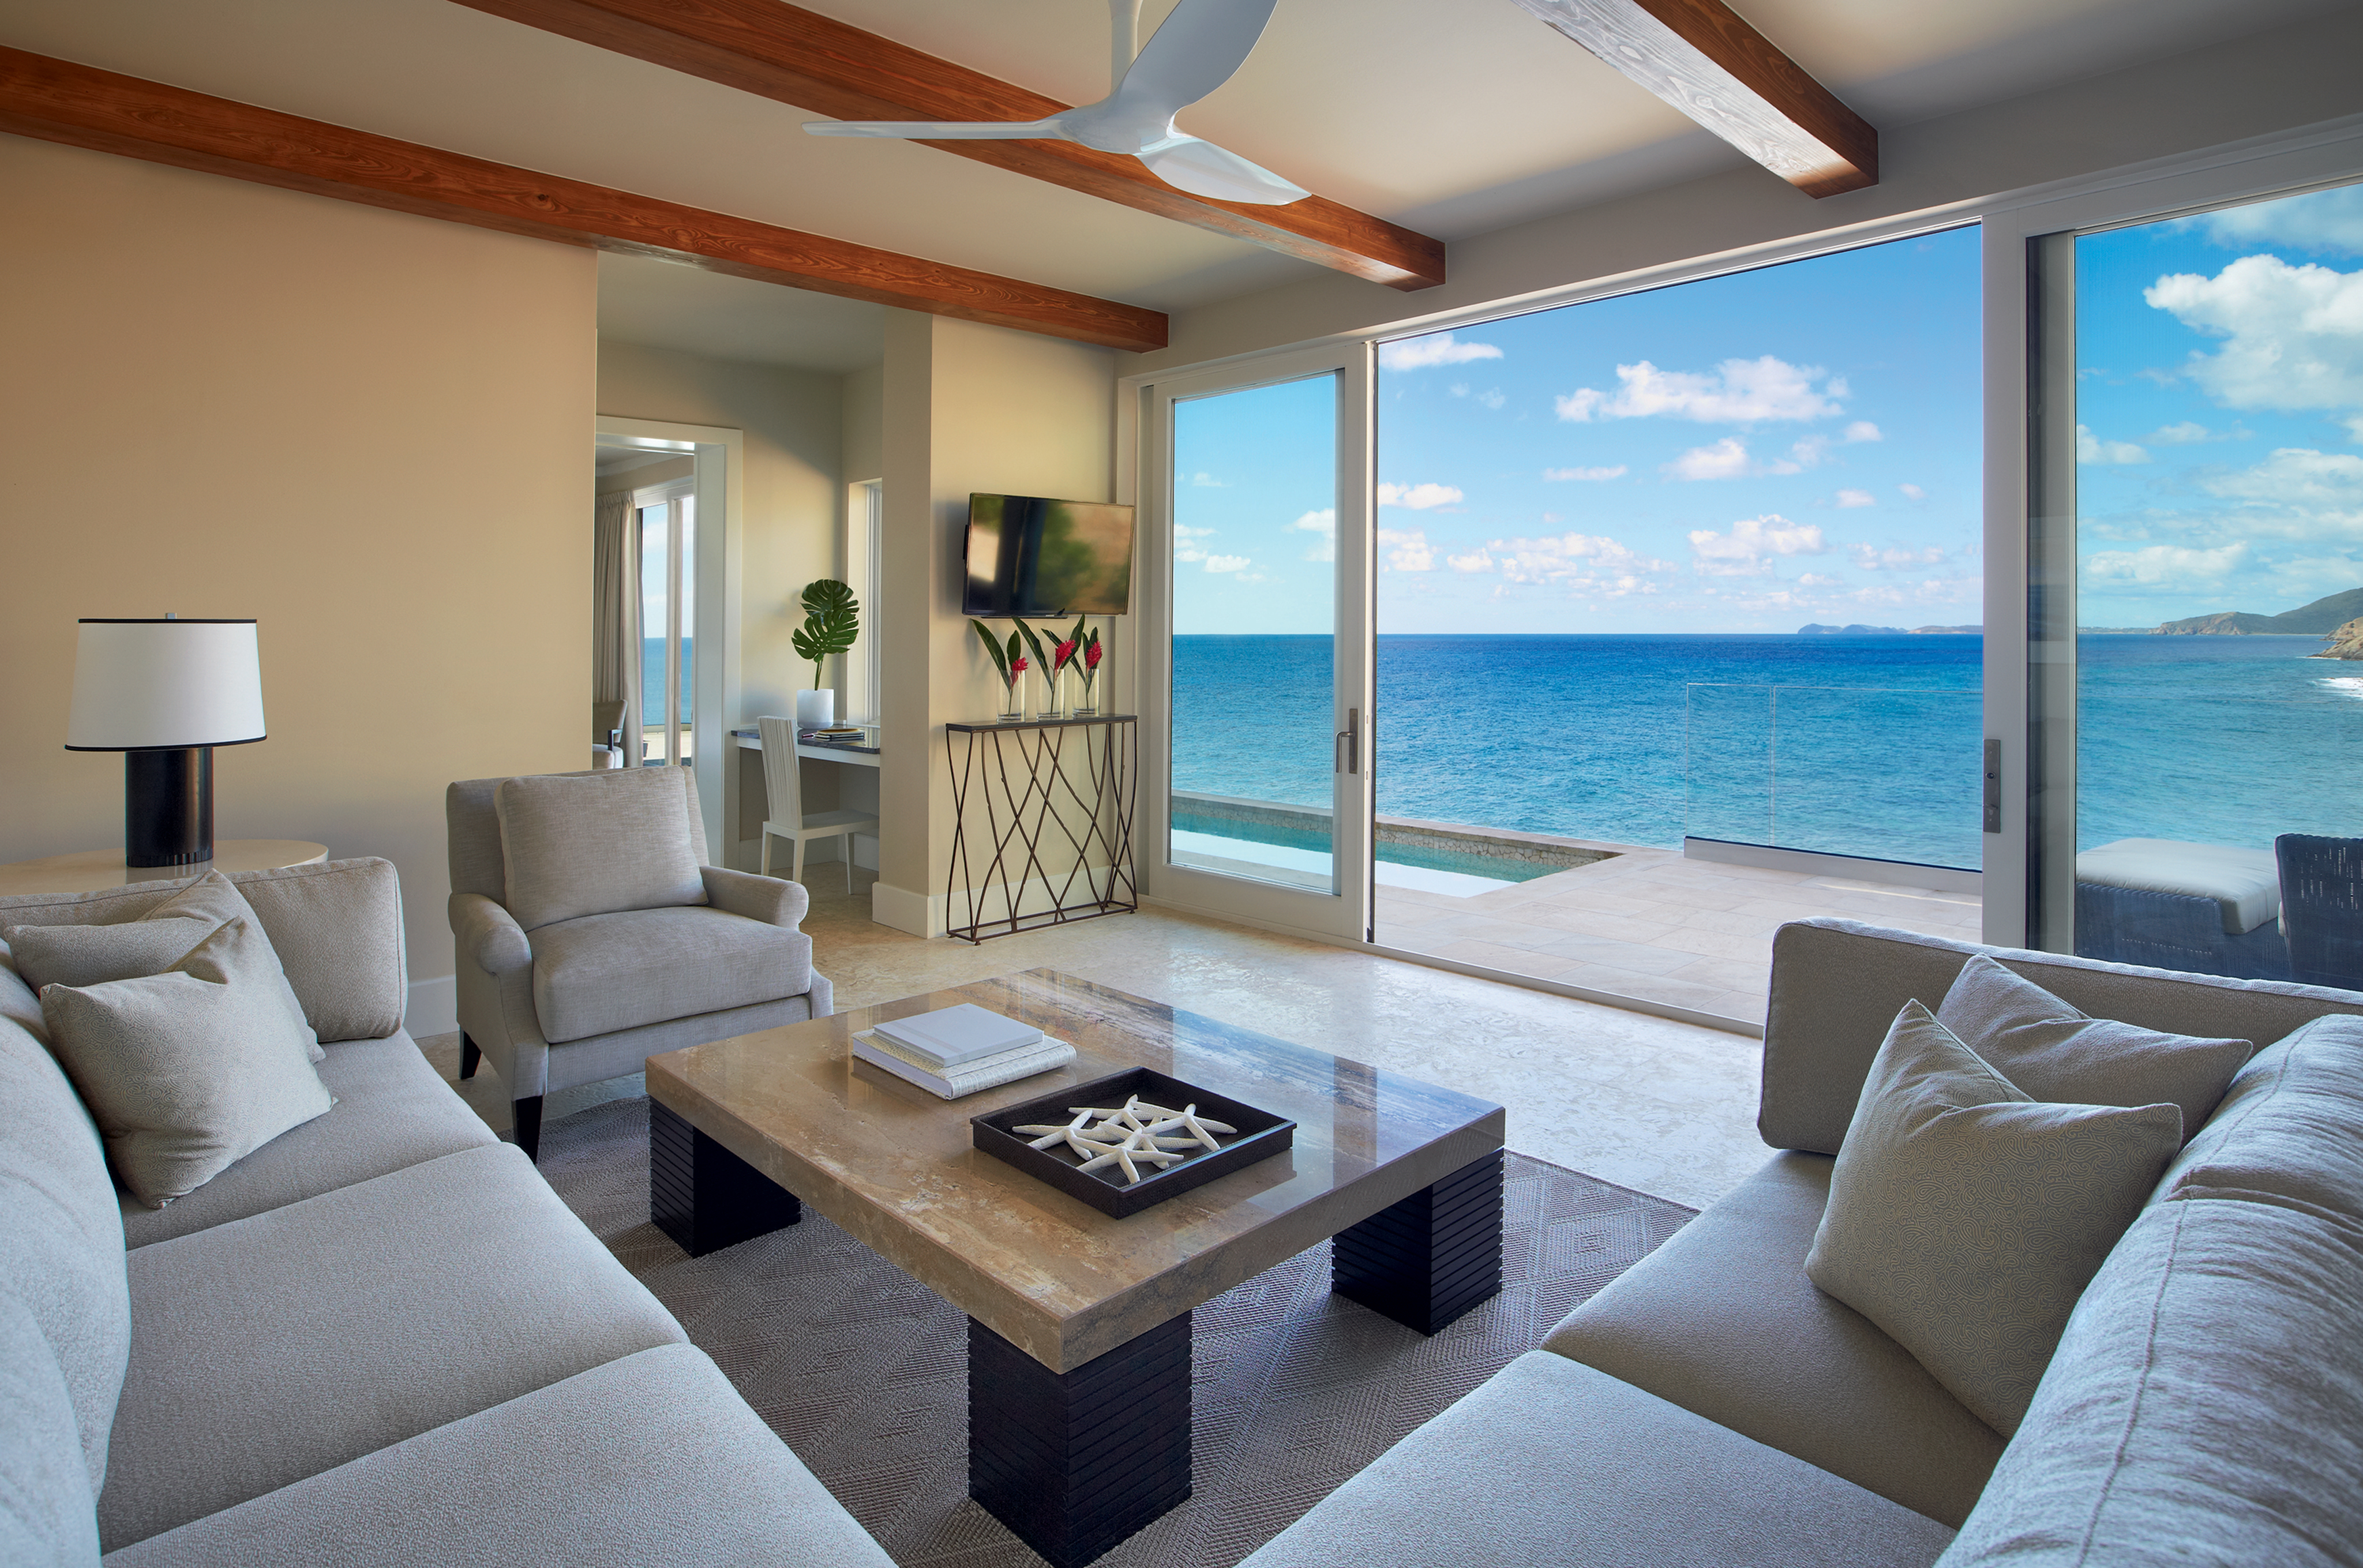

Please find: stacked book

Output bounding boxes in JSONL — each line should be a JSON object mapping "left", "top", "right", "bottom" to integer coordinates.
{"left": 852, "top": 1003, "right": 1074, "bottom": 1100}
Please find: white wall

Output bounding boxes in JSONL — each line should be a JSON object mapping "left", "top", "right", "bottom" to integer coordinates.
{"left": 0, "top": 134, "right": 593, "bottom": 1033}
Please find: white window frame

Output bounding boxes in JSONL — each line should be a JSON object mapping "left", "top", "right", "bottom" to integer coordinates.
{"left": 846, "top": 478, "right": 883, "bottom": 723}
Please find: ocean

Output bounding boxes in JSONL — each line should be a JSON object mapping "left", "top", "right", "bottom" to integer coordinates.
{"left": 1171, "top": 634, "right": 2363, "bottom": 870}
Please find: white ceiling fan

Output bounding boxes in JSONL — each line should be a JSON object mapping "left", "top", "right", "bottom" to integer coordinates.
{"left": 804, "top": 0, "right": 1309, "bottom": 207}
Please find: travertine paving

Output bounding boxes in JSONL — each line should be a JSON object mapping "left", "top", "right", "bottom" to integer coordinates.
{"left": 1375, "top": 844, "right": 1983, "bottom": 1029}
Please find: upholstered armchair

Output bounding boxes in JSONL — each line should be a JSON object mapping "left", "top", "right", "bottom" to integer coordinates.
{"left": 445, "top": 766, "right": 832, "bottom": 1159}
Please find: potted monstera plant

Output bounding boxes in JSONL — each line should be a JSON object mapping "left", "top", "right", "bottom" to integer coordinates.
{"left": 792, "top": 578, "right": 859, "bottom": 727}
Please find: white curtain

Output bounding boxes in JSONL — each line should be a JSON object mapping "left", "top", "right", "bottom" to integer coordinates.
{"left": 593, "top": 492, "right": 634, "bottom": 748}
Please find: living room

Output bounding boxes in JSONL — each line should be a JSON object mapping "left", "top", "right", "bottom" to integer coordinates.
{"left": 3, "top": 2, "right": 2361, "bottom": 1566}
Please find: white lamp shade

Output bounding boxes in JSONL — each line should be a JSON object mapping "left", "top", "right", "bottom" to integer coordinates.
{"left": 66, "top": 620, "right": 267, "bottom": 751}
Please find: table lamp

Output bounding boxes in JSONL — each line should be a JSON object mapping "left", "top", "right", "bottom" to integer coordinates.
{"left": 65, "top": 617, "right": 267, "bottom": 869}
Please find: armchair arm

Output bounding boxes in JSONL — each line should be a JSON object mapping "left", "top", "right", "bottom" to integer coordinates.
{"left": 702, "top": 866, "right": 810, "bottom": 931}
{"left": 448, "top": 892, "right": 532, "bottom": 976}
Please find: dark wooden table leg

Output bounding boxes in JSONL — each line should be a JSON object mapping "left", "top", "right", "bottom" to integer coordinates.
{"left": 1331, "top": 1148, "right": 1505, "bottom": 1334}
{"left": 968, "top": 1314, "right": 1191, "bottom": 1568}
{"left": 649, "top": 1099, "right": 800, "bottom": 1257}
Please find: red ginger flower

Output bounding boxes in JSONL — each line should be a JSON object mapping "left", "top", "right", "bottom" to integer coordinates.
{"left": 1084, "top": 640, "right": 1104, "bottom": 671}
{"left": 1008, "top": 656, "right": 1027, "bottom": 680}
{"left": 1053, "top": 639, "right": 1078, "bottom": 669}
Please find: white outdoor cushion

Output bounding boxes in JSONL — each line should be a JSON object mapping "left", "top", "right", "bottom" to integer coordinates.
{"left": 1805, "top": 1001, "right": 2182, "bottom": 1437}
{"left": 39, "top": 919, "right": 335, "bottom": 1208}
{"left": 1936, "top": 954, "right": 2253, "bottom": 1142}
{"left": 2074, "top": 838, "right": 2281, "bottom": 934}
{"left": 494, "top": 768, "right": 707, "bottom": 931}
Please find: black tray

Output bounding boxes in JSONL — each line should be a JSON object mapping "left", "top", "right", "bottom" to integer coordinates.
{"left": 973, "top": 1066, "right": 1295, "bottom": 1219}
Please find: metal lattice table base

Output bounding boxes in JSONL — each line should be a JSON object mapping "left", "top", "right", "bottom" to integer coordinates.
{"left": 944, "top": 715, "right": 1138, "bottom": 943}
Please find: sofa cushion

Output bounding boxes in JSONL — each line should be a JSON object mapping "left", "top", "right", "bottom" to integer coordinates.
{"left": 1239, "top": 1351, "right": 1956, "bottom": 1568}
{"left": 2154, "top": 1013, "right": 2363, "bottom": 1225}
{"left": 1544, "top": 1153, "right": 2003, "bottom": 1528}
{"left": 0, "top": 860, "right": 407, "bottom": 1047}
{"left": 41, "top": 920, "right": 335, "bottom": 1209}
{"left": 1937, "top": 954, "right": 2251, "bottom": 1141}
{"left": 0, "top": 1286, "right": 99, "bottom": 1568}
{"left": 5, "top": 869, "right": 321, "bottom": 1064}
{"left": 1805, "top": 1001, "right": 2182, "bottom": 1438}
{"left": 100, "top": 1344, "right": 894, "bottom": 1568}
{"left": 1938, "top": 1196, "right": 2363, "bottom": 1567}
{"left": 100, "top": 1143, "right": 684, "bottom": 1551}
{"left": 119, "top": 1033, "right": 497, "bottom": 1249}
{"left": 0, "top": 1017, "right": 127, "bottom": 1502}
{"left": 0, "top": 959, "right": 44, "bottom": 1041}
{"left": 495, "top": 769, "right": 707, "bottom": 932}
{"left": 529, "top": 905, "right": 814, "bottom": 1045}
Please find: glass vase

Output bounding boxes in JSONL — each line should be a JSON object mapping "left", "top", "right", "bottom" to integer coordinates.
{"left": 997, "top": 685, "right": 1024, "bottom": 723}
{"left": 1070, "top": 675, "right": 1098, "bottom": 718}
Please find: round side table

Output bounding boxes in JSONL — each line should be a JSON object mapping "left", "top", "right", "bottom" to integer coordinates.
{"left": 0, "top": 841, "right": 329, "bottom": 898}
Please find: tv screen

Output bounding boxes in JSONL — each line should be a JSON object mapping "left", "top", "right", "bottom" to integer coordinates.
{"left": 962, "top": 494, "right": 1135, "bottom": 618}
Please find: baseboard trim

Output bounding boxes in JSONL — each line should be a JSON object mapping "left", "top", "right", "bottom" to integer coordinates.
{"left": 404, "top": 973, "right": 457, "bottom": 1039}
{"left": 870, "top": 880, "right": 937, "bottom": 937}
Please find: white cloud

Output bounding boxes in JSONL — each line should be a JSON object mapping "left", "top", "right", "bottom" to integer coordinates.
{"left": 1446, "top": 548, "right": 1495, "bottom": 573}
{"left": 1477, "top": 388, "right": 1506, "bottom": 410}
{"left": 1836, "top": 489, "right": 1876, "bottom": 508}
{"left": 1378, "top": 528, "right": 1434, "bottom": 572}
{"left": 1543, "top": 464, "right": 1626, "bottom": 481}
{"left": 1379, "top": 332, "right": 1504, "bottom": 372}
{"left": 1844, "top": 421, "right": 1883, "bottom": 444}
{"left": 1202, "top": 554, "right": 1252, "bottom": 574}
{"left": 2146, "top": 419, "right": 2253, "bottom": 445}
{"left": 1899, "top": 483, "right": 1927, "bottom": 500}
{"left": 2201, "top": 447, "right": 2363, "bottom": 511}
{"left": 1687, "top": 514, "right": 1829, "bottom": 576}
{"left": 1666, "top": 437, "right": 1754, "bottom": 480}
{"left": 1172, "top": 522, "right": 1216, "bottom": 563}
{"left": 1851, "top": 543, "right": 1946, "bottom": 570}
{"left": 2145, "top": 254, "right": 2363, "bottom": 413}
{"left": 2083, "top": 542, "right": 2252, "bottom": 585}
{"left": 1798, "top": 573, "right": 1844, "bottom": 587}
{"left": 2077, "top": 424, "right": 2151, "bottom": 464}
{"left": 1556, "top": 356, "right": 1844, "bottom": 423}
{"left": 1188, "top": 471, "right": 1228, "bottom": 487}
{"left": 1476, "top": 531, "right": 1674, "bottom": 595}
{"left": 1376, "top": 482, "right": 1464, "bottom": 510}
{"left": 1285, "top": 508, "right": 1336, "bottom": 562}
{"left": 2190, "top": 185, "right": 2363, "bottom": 257}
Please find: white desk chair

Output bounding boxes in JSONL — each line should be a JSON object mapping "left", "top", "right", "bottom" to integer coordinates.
{"left": 757, "top": 714, "right": 879, "bottom": 892}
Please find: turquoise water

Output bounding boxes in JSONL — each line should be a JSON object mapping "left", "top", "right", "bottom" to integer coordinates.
{"left": 640, "top": 636, "right": 695, "bottom": 723}
{"left": 1170, "top": 634, "right": 2363, "bottom": 870}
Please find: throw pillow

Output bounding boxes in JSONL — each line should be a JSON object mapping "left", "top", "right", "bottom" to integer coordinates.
{"left": 39, "top": 918, "right": 334, "bottom": 1207}
{"left": 494, "top": 768, "right": 707, "bottom": 931}
{"left": 1805, "top": 1000, "right": 2183, "bottom": 1437}
{"left": 2, "top": 870, "right": 324, "bottom": 1063}
{"left": 1937, "top": 954, "right": 2251, "bottom": 1141}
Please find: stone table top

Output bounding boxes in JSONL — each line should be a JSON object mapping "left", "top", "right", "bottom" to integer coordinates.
{"left": 644, "top": 968, "right": 1506, "bottom": 1372}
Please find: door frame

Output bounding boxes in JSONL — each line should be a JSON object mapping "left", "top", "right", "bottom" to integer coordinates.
{"left": 1128, "top": 342, "right": 1376, "bottom": 943}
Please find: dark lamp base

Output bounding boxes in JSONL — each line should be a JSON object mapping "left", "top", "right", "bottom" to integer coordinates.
{"left": 125, "top": 748, "right": 215, "bottom": 869}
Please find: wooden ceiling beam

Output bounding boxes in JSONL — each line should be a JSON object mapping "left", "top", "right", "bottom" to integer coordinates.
{"left": 1507, "top": 0, "right": 1876, "bottom": 197}
{"left": 448, "top": 0, "right": 1447, "bottom": 290}
{"left": 0, "top": 47, "right": 1168, "bottom": 352}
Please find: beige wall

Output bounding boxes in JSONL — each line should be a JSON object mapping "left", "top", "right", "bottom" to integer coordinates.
{"left": 843, "top": 363, "right": 884, "bottom": 485}
{"left": 595, "top": 340, "right": 843, "bottom": 723}
{"left": 0, "top": 134, "right": 594, "bottom": 1019}
{"left": 874, "top": 312, "right": 1117, "bottom": 935}
{"left": 1130, "top": 6, "right": 2363, "bottom": 375}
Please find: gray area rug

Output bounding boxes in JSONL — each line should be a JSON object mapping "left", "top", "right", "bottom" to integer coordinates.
{"left": 539, "top": 1096, "right": 1694, "bottom": 1568}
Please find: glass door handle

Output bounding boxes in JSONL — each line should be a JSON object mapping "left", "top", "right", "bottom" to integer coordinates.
{"left": 1335, "top": 707, "right": 1359, "bottom": 775}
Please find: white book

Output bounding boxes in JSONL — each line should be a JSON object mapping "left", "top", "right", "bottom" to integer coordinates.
{"left": 869, "top": 1003, "right": 1042, "bottom": 1070}
{"left": 850, "top": 1034, "right": 1073, "bottom": 1101}
{"left": 861, "top": 1030, "right": 1064, "bottom": 1081}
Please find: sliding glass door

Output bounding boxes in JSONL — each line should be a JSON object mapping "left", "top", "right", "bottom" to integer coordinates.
{"left": 1141, "top": 345, "right": 1374, "bottom": 941}
{"left": 635, "top": 482, "right": 696, "bottom": 767}
{"left": 2024, "top": 178, "right": 2363, "bottom": 983}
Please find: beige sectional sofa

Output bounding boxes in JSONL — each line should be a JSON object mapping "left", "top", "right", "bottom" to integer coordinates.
{"left": 0, "top": 858, "right": 891, "bottom": 1567}
{"left": 1244, "top": 917, "right": 2363, "bottom": 1567}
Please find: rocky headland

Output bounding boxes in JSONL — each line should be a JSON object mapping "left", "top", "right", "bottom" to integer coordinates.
{"left": 2316, "top": 617, "right": 2363, "bottom": 661}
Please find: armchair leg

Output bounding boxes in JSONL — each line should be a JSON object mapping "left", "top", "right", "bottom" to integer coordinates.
{"left": 459, "top": 1032, "right": 481, "bottom": 1081}
{"left": 513, "top": 1096, "right": 543, "bottom": 1162}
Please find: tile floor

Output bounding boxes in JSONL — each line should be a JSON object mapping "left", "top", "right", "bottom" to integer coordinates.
{"left": 418, "top": 866, "right": 1784, "bottom": 1210}
{"left": 1376, "top": 843, "right": 1983, "bottom": 1029}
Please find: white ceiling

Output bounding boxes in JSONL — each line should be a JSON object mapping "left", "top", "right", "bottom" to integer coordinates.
{"left": 0, "top": 0, "right": 2345, "bottom": 368}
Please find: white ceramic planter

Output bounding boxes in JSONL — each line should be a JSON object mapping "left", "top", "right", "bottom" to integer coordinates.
{"left": 796, "top": 688, "right": 836, "bottom": 727}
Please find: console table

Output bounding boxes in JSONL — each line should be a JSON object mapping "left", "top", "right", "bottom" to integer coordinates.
{"left": 944, "top": 716, "right": 1137, "bottom": 943}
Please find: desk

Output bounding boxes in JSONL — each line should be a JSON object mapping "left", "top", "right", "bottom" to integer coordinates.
{"left": 730, "top": 726, "right": 881, "bottom": 768}
{"left": 0, "top": 840, "right": 329, "bottom": 898}
{"left": 728, "top": 727, "right": 881, "bottom": 875}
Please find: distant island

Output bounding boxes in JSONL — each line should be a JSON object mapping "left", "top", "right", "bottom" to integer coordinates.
{"left": 2148, "top": 586, "right": 2363, "bottom": 636}
{"left": 1797, "top": 623, "right": 1982, "bottom": 636}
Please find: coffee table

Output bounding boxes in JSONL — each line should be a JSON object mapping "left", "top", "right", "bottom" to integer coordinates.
{"left": 643, "top": 969, "right": 1506, "bottom": 1568}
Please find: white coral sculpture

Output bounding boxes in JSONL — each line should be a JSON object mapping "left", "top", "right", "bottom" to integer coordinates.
{"left": 1012, "top": 1094, "right": 1241, "bottom": 1186}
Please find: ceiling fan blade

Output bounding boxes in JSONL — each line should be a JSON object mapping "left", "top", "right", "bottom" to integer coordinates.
{"left": 804, "top": 118, "right": 1063, "bottom": 140}
{"left": 1114, "top": 0, "right": 1281, "bottom": 116}
{"left": 1138, "top": 135, "right": 1307, "bottom": 205}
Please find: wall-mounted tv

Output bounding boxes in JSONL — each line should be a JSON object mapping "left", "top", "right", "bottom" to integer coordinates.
{"left": 962, "top": 493, "right": 1135, "bottom": 618}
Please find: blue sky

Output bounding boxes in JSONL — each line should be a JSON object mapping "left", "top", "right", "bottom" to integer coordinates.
{"left": 1173, "top": 227, "right": 1985, "bottom": 635}
{"left": 2074, "top": 184, "right": 2363, "bottom": 628}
